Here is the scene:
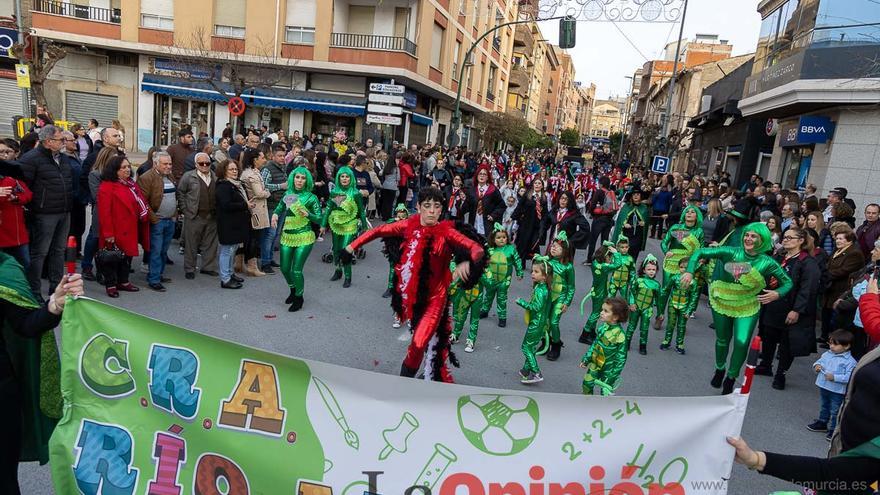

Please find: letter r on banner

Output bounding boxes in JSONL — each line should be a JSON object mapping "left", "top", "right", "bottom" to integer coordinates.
{"left": 148, "top": 345, "right": 202, "bottom": 419}
{"left": 73, "top": 420, "right": 139, "bottom": 495}
{"left": 218, "top": 360, "right": 286, "bottom": 435}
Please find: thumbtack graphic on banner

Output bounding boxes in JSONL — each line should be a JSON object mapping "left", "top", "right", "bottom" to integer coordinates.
{"left": 378, "top": 412, "right": 419, "bottom": 461}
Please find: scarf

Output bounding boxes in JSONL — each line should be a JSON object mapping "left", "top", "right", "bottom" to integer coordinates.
{"left": 227, "top": 178, "right": 248, "bottom": 203}
{"left": 121, "top": 178, "right": 149, "bottom": 220}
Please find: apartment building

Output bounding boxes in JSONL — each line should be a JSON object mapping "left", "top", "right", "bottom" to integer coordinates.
{"left": 590, "top": 98, "right": 626, "bottom": 142}
{"left": 26, "top": 0, "right": 521, "bottom": 151}
{"left": 575, "top": 81, "right": 595, "bottom": 143}
{"left": 737, "top": 0, "right": 880, "bottom": 214}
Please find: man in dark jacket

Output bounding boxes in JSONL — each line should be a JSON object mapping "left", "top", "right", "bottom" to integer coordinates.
{"left": 19, "top": 125, "right": 74, "bottom": 298}
{"left": 261, "top": 144, "right": 288, "bottom": 271}
{"left": 184, "top": 137, "right": 215, "bottom": 174}
{"left": 80, "top": 126, "right": 123, "bottom": 193}
{"left": 167, "top": 128, "right": 194, "bottom": 184}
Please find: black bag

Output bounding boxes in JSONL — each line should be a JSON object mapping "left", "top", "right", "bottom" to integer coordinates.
{"left": 96, "top": 243, "right": 125, "bottom": 265}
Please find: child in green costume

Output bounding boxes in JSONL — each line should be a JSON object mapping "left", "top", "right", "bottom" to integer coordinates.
{"left": 538, "top": 231, "right": 576, "bottom": 361}
{"left": 321, "top": 166, "right": 367, "bottom": 288}
{"left": 608, "top": 237, "right": 635, "bottom": 299}
{"left": 578, "top": 242, "right": 623, "bottom": 345}
{"left": 659, "top": 257, "right": 699, "bottom": 354}
{"left": 580, "top": 297, "right": 631, "bottom": 395}
{"left": 384, "top": 204, "right": 410, "bottom": 301}
{"left": 516, "top": 257, "right": 552, "bottom": 384}
{"left": 480, "top": 223, "right": 523, "bottom": 329}
{"left": 682, "top": 222, "right": 792, "bottom": 394}
{"left": 451, "top": 261, "right": 484, "bottom": 353}
{"left": 626, "top": 254, "right": 662, "bottom": 356}
{"left": 271, "top": 166, "right": 323, "bottom": 312}
{"left": 657, "top": 205, "right": 703, "bottom": 328}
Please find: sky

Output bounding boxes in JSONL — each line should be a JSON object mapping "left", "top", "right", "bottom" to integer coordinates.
{"left": 537, "top": 1, "right": 763, "bottom": 100}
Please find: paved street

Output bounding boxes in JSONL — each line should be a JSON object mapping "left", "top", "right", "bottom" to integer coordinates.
{"left": 20, "top": 236, "right": 826, "bottom": 494}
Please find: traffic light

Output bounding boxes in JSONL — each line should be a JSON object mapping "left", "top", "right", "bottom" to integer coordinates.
{"left": 559, "top": 17, "right": 576, "bottom": 49}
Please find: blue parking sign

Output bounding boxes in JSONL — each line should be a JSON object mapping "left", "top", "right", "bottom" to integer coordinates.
{"left": 652, "top": 155, "right": 670, "bottom": 174}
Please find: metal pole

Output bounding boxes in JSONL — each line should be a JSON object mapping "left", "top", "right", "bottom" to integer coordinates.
{"left": 448, "top": 16, "right": 564, "bottom": 148}
{"left": 617, "top": 76, "right": 633, "bottom": 165}
{"left": 13, "top": 0, "right": 30, "bottom": 120}
{"left": 660, "top": 0, "right": 689, "bottom": 146}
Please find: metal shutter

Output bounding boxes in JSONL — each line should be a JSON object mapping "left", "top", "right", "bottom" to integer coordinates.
{"left": 0, "top": 78, "right": 22, "bottom": 138}
{"left": 65, "top": 91, "right": 118, "bottom": 129}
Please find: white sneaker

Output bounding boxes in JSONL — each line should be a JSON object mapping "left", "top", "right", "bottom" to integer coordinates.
{"left": 450, "top": 335, "right": 459, "bottom": 344}
{"left": 392, "top": 318, "right": 401, "bottom": 329}
{"left": 464, "top": 340, "right": 475, "bottom": 353}
{"left": 178, "top": 246, "right": 184, "bottom": 255}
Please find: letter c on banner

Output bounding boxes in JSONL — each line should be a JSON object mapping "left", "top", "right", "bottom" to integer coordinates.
{"left": 194, "top": 453, "right": 250, "bottom": 495}
{"left": 79, "top": 333, "right": 135, "bottom": 398}
{"left": 72, "top": 420, "right": 139, "bottom": 495}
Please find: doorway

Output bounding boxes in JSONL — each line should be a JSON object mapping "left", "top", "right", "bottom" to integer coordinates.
{"left": 155, "top": 95, "right": 215, "bottom": 146}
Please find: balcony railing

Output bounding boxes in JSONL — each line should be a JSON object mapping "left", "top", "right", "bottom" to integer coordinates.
{"left": 331, "top": 33, "right": 416, "bottom": 57}
{"left": 33, "top": 0, "right": 121, "bottom": 23}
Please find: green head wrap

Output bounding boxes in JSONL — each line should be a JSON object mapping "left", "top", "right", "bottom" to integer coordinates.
{"left": 394, "top": 203, "right": 409, "bottom": 215}
{"left": 532, "top": 254, "right": 551, "bottom": 274}
{"left": 741, "top": 222, "right": 774, "bottom": 254}
{"left": 555, "top": 230, "right": 569, "bottom": 243}
{"left": 493, "top": 222, "right": 505, "bottom": 233}
{"left": 333, "top": 166, "right": 357, "bottom": 196}
{"left": 641, "top": 253, "right": 659, "bottom": 270}
{"left": 679, "top": 204, "right": 704, "bottom": 227}
{"left": 288, "top": 166, "right": 314, "bottom": 193}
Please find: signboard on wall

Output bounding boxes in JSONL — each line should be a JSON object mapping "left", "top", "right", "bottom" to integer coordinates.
{"left": 780, "top": 116, "right": 835, "bottom": 147}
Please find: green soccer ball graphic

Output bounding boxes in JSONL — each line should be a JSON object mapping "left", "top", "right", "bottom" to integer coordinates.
{"left": 456, "top": 394, "right": 539, "bottom": 456}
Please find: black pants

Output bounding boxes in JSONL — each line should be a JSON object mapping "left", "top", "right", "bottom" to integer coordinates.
{"left": 820, "top": 307, "right": 836, "bottom": 341}
{"left": 0, "top": 376, "right": 22, "bottom": 495}
{"left": 649, "top": 214, "right": 667, "bottom": 239}
{"left": 379, "top": 189, "right": 397, "bottom": 220}
{"left": 586, "top": 215, "right": 613, "bottom": 261}
{"left": 758, "top": 323, "right": 794, "bottom": 373}
{"left": 69, "top": 203, "right": 86, "bottom": 253}
{"left": 397, "top": 186, "right": 409, "bottom": 207}
{"left": 98, "top": 255, "right": 132, "bottom": 288}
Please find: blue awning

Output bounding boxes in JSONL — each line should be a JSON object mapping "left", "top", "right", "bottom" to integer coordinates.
{"left": 141, "top": 74, "right": 366, "bottom": 116}
{"left": 410, "top": 112, "right": 433, "bottom": 126}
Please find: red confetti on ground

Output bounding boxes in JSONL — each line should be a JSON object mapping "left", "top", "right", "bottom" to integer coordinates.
{"left": 203, "top": 419, "right": 213, "bottom": 430}
{"left": 168, "top": 424, "right": 183, "bottom": 435}
{"left": 140, "top": 397, "right": 147, "bottom": 407}
{"left": 373, "top": 360, "right": 380, "bottom": 367}
{"left": 264, "top": 314, "right": 277, "bottom": 319}
{"left": 307, "top": 316, "right": 314, "bottom": 319}
{"left": 287, "top": 431, "right": 297, "bottom": 443}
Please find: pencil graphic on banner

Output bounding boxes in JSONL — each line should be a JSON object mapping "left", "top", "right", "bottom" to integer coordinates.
{"left": 312, "top": 376, "right": 359, "bottom": 450}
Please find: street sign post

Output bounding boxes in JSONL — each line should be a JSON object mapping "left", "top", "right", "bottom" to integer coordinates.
{"left": 367, "top": 103, "right": 403, "bottom": 115}
{"left": 366, "top": 114, "right": 403, "bottom": 126}
{"left": 651, "top": 155, "right": 670, "bottom": 174}
{"left": 368, "top": 93, "right": 405, "bottom": 105}
{"left": 368, "top": 83, "right": 405, "bottom": 94}
{"left": 15, "top": 64, "right": 30, "bottom": 88}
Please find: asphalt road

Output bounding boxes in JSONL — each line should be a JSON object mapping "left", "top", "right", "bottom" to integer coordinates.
{"left": 19, "top": 234, "right": 828, "bottom": 494}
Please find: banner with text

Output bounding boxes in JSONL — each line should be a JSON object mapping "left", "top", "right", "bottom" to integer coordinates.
{"left": 50, "top": 298, "right": 746, "bottom": 495}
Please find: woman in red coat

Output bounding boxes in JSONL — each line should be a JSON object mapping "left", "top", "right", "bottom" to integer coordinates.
{"left": 0, "top": 166, "right": 33, "bottom": 268}
{"left": 97, "top": 156, "right": 150, "bottom": 297}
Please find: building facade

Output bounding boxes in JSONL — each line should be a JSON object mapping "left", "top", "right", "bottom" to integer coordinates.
{"left": 25, "top": 0, "right": 523, "bottom": 151}
{"left": 737, "top": 0, "right": 880, "bottom": 216}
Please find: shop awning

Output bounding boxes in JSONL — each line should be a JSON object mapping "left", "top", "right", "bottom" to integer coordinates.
{"left": 141, "top": 74, "right": 366, "bottom": 117}
{"left": 409, "top": 111, "right": 433, "bottom": 126}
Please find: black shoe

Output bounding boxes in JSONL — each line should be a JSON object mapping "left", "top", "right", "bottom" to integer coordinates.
{"left": 343, "top": 278, "right": 351, "bottom": 288}
{"left": 200, "top": 270, "right": 219, "bottom": 276}
{"left": 149, "top": 283, "right": 167, "bottom": 292}
{"left": 578, "top": 330, "right": 594, "bottom": 345}
{"left": 165, "top": 258, "right": 174, "bottom": 265}
{"left": 806, "top": 420, "right": 828, "bottom": 432}
{"left": 285, "top": 288, "right": 296, "bottom": 304}
{"left": 479, "top": 311, "right": 488, "bottom": 319}
{"left": 270, "top": 261, "right": 281, "bottom": 268}
{"left": 96, "top": 273, "right": 105, "bottom": 285}
{"left": 754, "top": 364, "right": 773, "bottom": 376}
{"left": 261, "top": 265, "right": 276, "bottom": 274}
{"left": 82, "top": 267, "right": 96, "bottom": 281}
{"left": 221, "top": 280, "right": 242, "bottom": 289}
{"left": 721, "top": 377, "right": 736, "bottom": 395}
{"left": 710, "top": 369, "right": 725, "bottom": 388}
{"left": 289, "top": 295, "right": 304, "bottom": 312}
{"left": 330, "top": 270, "right": 342, "bottom": 281}
{"left": 382, "top": 288, "right": 393, "bottom": 298}
{"left": 400, "top": 363, "right": 418, "bottom": 378}
{"left": 772, "top": 373, "right": 786, "bottom": 390}
{"left": 498, "top": 318, "right": 506, "bottom": 328}
{"left": 185, "top": 272, "right": 195, "bottom": 280}
{"left": 639, "top": 344, "right": 647, "bottom": 355}
{"left": 709, "top": 322, "right": 715, "bottom": 329}
{"left": 546, "top": 340, "right": 563, "bottom": 361}
{"left": 675, "top": 346, "right": 686, "bottom": 355}
{"left": 659, "top": 342, "right": 670, "bottom": 350}
{"left": 231, "top": 274, "right": 244, "bottom": 283}
{"left": 161, "top": 276, "right": 172, "bottom": 283}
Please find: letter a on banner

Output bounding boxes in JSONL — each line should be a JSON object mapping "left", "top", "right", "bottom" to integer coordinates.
{"left": 218, "top": 360, "right": 286, "bottom": 435}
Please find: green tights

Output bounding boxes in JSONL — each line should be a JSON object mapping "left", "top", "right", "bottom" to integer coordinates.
{"left": 548, "top": 300, "right": 565, "bottom": 343}
{"left": 453, "top": 291, "right": 481, "bottom": 342}
{"left": 625, "top": 309, "right": 652, "bottom": 346}
{"left": 712, "top": 310, "right": 759, "bottom": 379}
{"left": 663, "top": 308, "right": 688, "bottom": 348}
{"left": 582, "top": 295, "right": 604, "bottom": 337}
{"left": 280, "top": 244, "right": 313, "bottom": 296}
{"left": 482, "top": 281, "right": 510, "bottom": 319}
{"left": 332, "top": 232, "right": 356, "bottom": 279}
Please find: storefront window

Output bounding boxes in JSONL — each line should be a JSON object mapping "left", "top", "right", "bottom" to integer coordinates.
{"left": 155, "top": 95, "right": 215, "bottom": 146}
{"left": 780, "top": 146, "right": 813, "bottom": 190}
{"left": 814, "top": 0, "right": 880, "bottom": 46}
{"left": 312, "top": 114, "right": 356, "bottom": 144}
